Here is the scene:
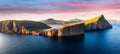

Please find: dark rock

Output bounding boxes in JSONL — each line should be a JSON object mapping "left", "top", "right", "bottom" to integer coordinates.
{"left": 85, "top": 15, "right": 112, "bottom": 30}
{"left": 40, "top": 23, "right": 85, "bottom": 37}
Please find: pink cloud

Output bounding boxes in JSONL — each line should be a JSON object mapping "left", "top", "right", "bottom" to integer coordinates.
{"left": 0, "top": 2, "right": 119, "bottom": 14}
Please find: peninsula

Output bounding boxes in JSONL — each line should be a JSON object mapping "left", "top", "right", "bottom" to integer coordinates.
{"left": 0, "top": 15, "right": 112, "bottom": 37}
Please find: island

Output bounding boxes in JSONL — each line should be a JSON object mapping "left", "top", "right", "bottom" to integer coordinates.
{"left": 0, "top": 15, "right": 112, "bottom": 37}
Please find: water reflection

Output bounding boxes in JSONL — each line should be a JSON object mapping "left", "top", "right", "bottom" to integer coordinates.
{"left": 46, "top": 34, "right": 85, "bottom": 54}
{"left": 47, "top": 34, "right": 84, "bottom": 42}
{"left": 83, "top": 26, "right": 118, "bottom": 54}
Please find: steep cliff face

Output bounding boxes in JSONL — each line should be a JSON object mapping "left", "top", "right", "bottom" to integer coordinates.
{"left": 40, "top": 23, "right": 85, "bottom": 37}
{"left": 0, "top": 20, "right": 14, "bottom": 33}
{"left": 84, "top": 15, "right": 112, "bottom": 30}
{"left": 40, "top": 15, "right": 112, "bottom": 37}
{"left": 0, "top": 20, "right": 51, "bottom": 35}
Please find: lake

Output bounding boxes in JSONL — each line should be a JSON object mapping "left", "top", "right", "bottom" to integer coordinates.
{"left": 0, "top": 24, "right": 120, "bottom": 54}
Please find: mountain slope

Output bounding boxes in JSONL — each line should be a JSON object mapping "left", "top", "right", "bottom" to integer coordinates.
{"left": 40, "top": 18, "right": 66, "bottom": 25}
{"left": 40, "top": 18, "right": 83, "bottom": 25}
{"left": 69, "top": 18, "right": 83, "bottom": 22}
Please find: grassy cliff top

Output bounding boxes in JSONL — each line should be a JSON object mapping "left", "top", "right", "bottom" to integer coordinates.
{"left": 63, "top": 15, "right": 103, "bottom": 27}
{"left": 0, "top": 20, "right": 51, "bottom": 31}
{"left": 83, "top": 15, "right": 103, "bottom": 25}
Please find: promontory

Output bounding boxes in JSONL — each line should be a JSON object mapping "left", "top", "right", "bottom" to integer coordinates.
{"left": 0, "top": 15, "right": 112, "bottom": 37}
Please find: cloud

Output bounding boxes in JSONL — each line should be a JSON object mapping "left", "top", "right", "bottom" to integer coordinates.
{"left": 67, "top": 0, "right": 120, "bottom": 4}
{"left": 0, "top": 0, "right": 119, "bottom": 14}
{"left": 0, "top": 0, "right": 120, "bottom": 21}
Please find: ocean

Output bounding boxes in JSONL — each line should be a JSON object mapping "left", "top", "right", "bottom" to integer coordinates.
{"left": 0, "top": 24, "right": 120, "bottom": 54}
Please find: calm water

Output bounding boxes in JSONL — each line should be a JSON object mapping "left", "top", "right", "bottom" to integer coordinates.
{"left": 0, "top": 24, "right": 120, "bottom": 54}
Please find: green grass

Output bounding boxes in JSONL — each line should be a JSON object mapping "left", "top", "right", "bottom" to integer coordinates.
{"left": 63, "top": 15, "right": 103, "bottom": 27}
{"left": 83, "top": 15, "right": 102, "bottom": 25}
{"left": 15, "top": 20, "right": 51, "bottom": 31}
{"left": 0, "top": 20, "right": 51, "bottom": 31}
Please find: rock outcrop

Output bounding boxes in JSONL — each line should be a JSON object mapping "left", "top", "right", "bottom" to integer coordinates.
{"left": 84, "top": 15, "right": 112, "bottom": 30}
{"left": 40, "top": 23, "right": 85, "bottom": 37}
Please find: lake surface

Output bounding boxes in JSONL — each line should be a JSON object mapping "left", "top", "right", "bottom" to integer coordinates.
{"left": 0, "top": 24, "right": 120, "bottom": 54}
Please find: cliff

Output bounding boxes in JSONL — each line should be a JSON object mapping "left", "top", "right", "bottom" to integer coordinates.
{"left": 0, "top": 15, "right": 112, "bottom": 37}
{"left": 0, "top": 20, "right": 51, "bottom": 35}
{"left": 45, "top": 15, "right": 112, "bottom": 37}
{"left": 40, "top": 23, "right": 85, "bottom": 37}
{"left": 84, "top": 15, "right": 112, "bottom": 30}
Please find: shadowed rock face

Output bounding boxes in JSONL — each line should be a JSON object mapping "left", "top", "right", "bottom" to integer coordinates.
{"left": 0, "top": 20, "right": 15, "bottom": 33}
{"left": 40, "top": 23, "right": 85, "bottom": 37}
{"left": 85, "top": 15, "right": 112, "bottom": 30}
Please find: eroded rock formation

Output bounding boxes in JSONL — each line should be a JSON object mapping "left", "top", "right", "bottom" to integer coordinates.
{"left": 0, "top": 20, "right": 51, "bottom": 35}
{"left": 40, "top": 23, "right": 85, "bottom": 37}
{"left": 84, "top": 15, "right": 112, "bottom": 30}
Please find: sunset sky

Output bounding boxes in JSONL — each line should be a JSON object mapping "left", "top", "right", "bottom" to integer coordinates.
{"left": 0, "top": 0, "right": 120, "bottom": 21}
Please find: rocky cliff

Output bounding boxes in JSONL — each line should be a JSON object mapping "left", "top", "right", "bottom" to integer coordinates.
{"left": 0, "top": 20, "right": 51, "bottom": 35}
{"left": 40, "top": 23, "right": 85, "bottom": 37}
{"left": 84, "top": 15, "right": 112, "bottom": 30}
{"left": 0, "top": 15, "right": 112, "bottom": 37}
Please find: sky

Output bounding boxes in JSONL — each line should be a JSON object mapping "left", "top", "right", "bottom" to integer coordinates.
{"left": 0, "top": 0, "right": 120, "bottom": 21}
